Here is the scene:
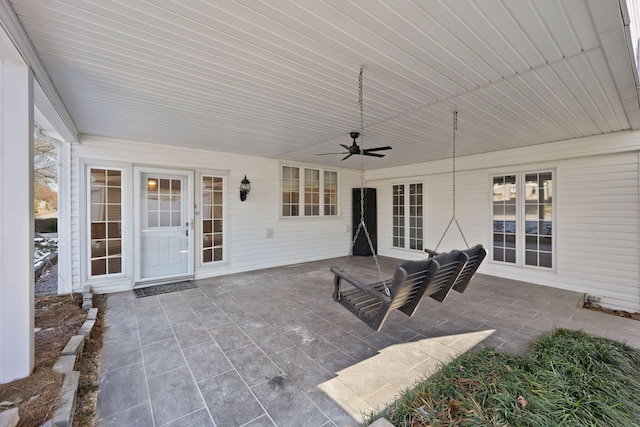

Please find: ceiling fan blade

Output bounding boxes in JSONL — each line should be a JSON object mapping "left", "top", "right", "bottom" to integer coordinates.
{"left": 363, "top": 146, "right": 392, "bottom": 152}
{"left": 340, "top": 144, "right": 352, "bottom": 151}
{"left": 363, "top": 152, "right": 385, "bottom": 158}
{"left": 316, "top": 152, "right": 349, "bottom": 155}
{"left": 341, "top": 153, "right": 353, "bottom": 161}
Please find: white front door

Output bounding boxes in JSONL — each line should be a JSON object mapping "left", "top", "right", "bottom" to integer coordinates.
{"left": 135, "top": 168, "right": 194, "bottom": 284}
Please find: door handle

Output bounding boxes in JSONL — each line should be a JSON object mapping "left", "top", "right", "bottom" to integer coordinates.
{"left": 185, "top": 222, "right": 189, "bottom": 237}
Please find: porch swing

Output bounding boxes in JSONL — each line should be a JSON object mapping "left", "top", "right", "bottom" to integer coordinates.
{"left": 330, "top": 69, "right": 485, "bottom": 332}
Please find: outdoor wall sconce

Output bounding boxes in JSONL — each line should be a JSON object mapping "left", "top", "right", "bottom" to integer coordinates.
{"left": 240, "top": 175, "right": 251, "bottom": 201}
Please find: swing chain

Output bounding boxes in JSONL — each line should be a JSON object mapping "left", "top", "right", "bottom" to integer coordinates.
{"left": 343, "top": 66, "right": 389, "bottom": 296}
{"left": 452, "top": 110, "right": 457, "bottom": 217}
{"left": 433, "top": 110, "right": 469, "bottom": 252}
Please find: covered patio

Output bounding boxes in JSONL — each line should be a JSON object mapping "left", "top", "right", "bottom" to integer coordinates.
{"left": 95, "top": 259, "right": 640, "bottom": 427}
{"left": 2, "top": 5, "right": 640, "bottom": 425}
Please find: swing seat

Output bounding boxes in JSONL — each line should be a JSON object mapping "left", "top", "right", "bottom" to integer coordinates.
{"left": 425, "top": 244, "right": 487, "bottom": 294}
{"left": 330, "top": 250, "right": 469, "bottom": 332}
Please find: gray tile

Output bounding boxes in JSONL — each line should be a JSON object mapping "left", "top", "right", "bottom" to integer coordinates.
{"left": 137, "top": 313, "right": 175, "bottom": 346}
{"left": 165, "top": 408, "right": 214, "bottom": 426}
{"left": 106, "top": 292, "right": 135, "bottom": 308}
{"left": 208, "top": 322, "right": 252, "bottom": 351}
{"left": 241, "top": 414, "right": 276, "bottom": 426}
{"left": 133, "top": 295, "right": 162, "bottom": 312}
{"left": 96, "top": 362, "right": 148, "bottom": 420}
{"left": 148, "top": 366, "right": 205, "bottom": 426}
{"left": 314, "top": 349, "right": 357, "bottom": 374}
{"left": 227, "top": 309, "right": 269, "bottom": 330}
{"left": 164, "top": 306, "right": 201, "bottom": 325}
{"left": 199, "top": 371, "right": 265, "bottom": 427}
{"left": 183, "top": 341, "right": 233, "bottom": 382}
{"left": 99, "top": 336, "right": 142, "bottom": 374}
{"left": 102, "top": 321, "right": 139, "bottom": 345}
{"left": 321, "top": 331, "right": 378, "bottom": 362}
{"left": 96, "top": 402, "right": 153, "bottom": 427}
{"left": 305, "top": 387, "right": 358, "bottom": 427}
{"left": 270, "top": 347, "right": 333, "bottom": 392}
{"left": 213, "top": 296, "right": 248, "bottom": 314}
{"left": 252, "top": 379, "right": 329, "bottom": 427}
{"left": 141, "top": 337, "right": 186, "bottom": 376}
{"left": 280, "top": 324, "right": 337, "bottom": 359}
{"left": 173, "top": 320, "right": 213, "bottom": 349}
{"left": 244, "top": 324, "right": 295, "bottom": 355}
{"left": 194, "top": 305, "right": 232, "bottom": 328}
{"left": 226, "top": 343, "right": 283, "bottom": 387}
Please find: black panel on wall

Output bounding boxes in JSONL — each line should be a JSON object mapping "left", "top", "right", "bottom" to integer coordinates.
{"left": 352, "top": 188, "right": 377, "bottom": 256}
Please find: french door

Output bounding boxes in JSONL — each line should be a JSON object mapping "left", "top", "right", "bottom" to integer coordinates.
{"left": 134, "top": 167, "right": 194, "bottom": 285}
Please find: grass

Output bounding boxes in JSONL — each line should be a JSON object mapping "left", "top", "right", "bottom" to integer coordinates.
{"left": 365, "top": 329, "right": 640, "bottom": 426}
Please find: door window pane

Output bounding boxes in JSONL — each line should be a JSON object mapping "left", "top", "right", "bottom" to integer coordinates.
{"left": 524, "top": 172, "right": 553, "bottom": 268}
{"left": 147, "top": 177, "right": 182, "bottom": 229}
{"left": 492, "top": 175, "right": 517, "bottom": 264}
{"left": 409, "top": 183, "right": 423, "bottom": 250}
{"left": 393, "top": 183, "right": 423, "bottom": 250}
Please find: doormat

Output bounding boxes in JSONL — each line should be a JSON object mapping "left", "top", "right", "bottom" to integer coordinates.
{"left": 134, "top": 281, "right": 197, "bottom": 298}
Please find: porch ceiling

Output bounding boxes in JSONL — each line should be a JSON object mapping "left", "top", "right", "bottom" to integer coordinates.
{"left": 6, "top": 0, "right": 640, "bottom": 169}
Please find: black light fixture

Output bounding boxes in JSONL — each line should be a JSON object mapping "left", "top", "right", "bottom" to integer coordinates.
{"left": 240, "top": 175, "right": 251, "bottom": 201}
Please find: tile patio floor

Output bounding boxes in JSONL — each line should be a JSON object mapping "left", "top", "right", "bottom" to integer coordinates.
{"left": 95, "top": 257, "right": 640, "bottom": 427}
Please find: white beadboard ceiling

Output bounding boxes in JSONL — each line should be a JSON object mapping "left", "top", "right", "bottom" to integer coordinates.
{"left": 6, "top": 0, "right": 640, "bottom": 169}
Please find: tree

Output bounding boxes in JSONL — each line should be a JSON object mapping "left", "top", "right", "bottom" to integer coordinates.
{"left": 34, "top": 131, "right": 57, "bottom": 188}
{"left": 33, "top": 127, "right": 58, "bottom": 215}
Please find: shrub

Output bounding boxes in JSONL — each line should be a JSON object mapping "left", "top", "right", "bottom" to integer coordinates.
{"left": 35, "top": 218, "right": 57, "bottom": 233}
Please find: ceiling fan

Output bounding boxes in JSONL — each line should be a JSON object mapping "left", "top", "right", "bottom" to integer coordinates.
{"left": 317, "top": 132, "right": 392, "bottom": 161}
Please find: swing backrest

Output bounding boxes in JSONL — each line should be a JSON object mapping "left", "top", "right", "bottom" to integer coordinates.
{"left": 424, "top": 249, "right": 468, "bottom": 302}
{"left": 395, "top": 249, "right": 468, "bottom": 317}
{"left": 388, "top": 257, "right": 440, "bottom": 312}
{"left": 451, "top": 244, "right": 486, "bottom": 293}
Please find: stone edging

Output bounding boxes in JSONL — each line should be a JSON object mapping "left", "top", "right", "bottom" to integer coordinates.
{"left": 46, "top": 285, "right": 96, "bottom": 427}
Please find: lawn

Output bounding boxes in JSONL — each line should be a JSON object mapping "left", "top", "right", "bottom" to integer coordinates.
{"left": 365, "top": 329, "right": 640, "bottom": 426}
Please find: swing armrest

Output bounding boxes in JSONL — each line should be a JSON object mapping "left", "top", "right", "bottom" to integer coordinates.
{"left": 424, "top": 248, "right": 440, "bottom": 258}
{"left": 330, "top": 267, "right": 392, "bottom": 303}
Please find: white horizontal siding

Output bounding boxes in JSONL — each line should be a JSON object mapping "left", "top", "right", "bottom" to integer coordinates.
{"left": 368, "top": 130, "right": 640, "bottom": 312}
{"left": 70, "top": 136, "right": 358, "bottom": 291}
{"left": 68, "top": 130, "right": 640, "bottom": 312}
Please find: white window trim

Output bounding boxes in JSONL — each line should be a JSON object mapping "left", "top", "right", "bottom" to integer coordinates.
{"left": 80, "top": 160, "right": 131, "bottom": 283}
{"left": 196, "top": 171, "right": 229, "bottom": 268}
{"left": 280, "top": 163, "right": 340, "bottom": 218}
{"left": 490, "top": 169, "right": 556, "bottom": 270}
{"left": 391, "top": 181, "right": 425, "bottom": 252}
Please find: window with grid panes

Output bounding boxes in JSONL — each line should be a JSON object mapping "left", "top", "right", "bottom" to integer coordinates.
{"left": 89, "top": 168, "right": 123, "bottom": 277}
{"left": 202, "top": 176, "right": 224, "bottom": 263}
{"left": 282, "top": 165, "right": 338, "bottom": 217}
{"left": 524, "top": 172, "right": 553, "bottom": 268}
{"left": 393, "top": 183, "right": 423, "bottom": 250}
{"left": 492, "top": 175, "right": 517, "bottom": 263}
{"left": 324, "top": 171, "right": 338, "bottom": 215}
{"left": 492, "top": 172, "right": 553, "bottom": 268}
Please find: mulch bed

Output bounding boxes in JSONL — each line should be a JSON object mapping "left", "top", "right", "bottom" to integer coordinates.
{"left": 585, "top": 302, "right": 640, "bottom": 321}
{"left": 0, "top": 292, "right": 106, "bottom": 427}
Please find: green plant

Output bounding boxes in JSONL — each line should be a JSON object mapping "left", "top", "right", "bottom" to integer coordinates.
{"left": 365, "top": 329, "right": 640, "bottom": 426}
{"left": 35, "top": 218, "right": 58, "bottom": 233}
